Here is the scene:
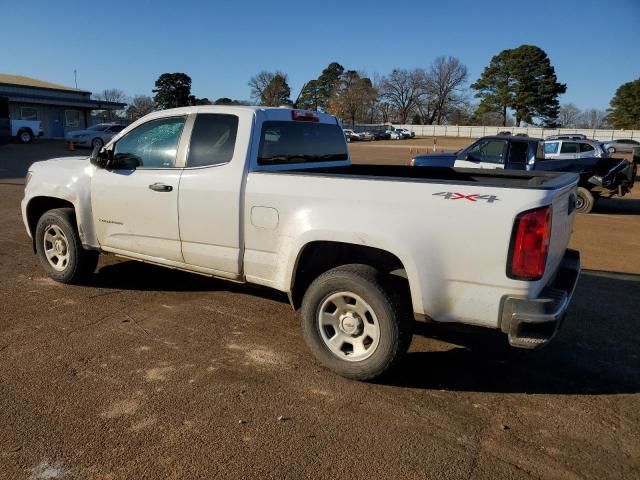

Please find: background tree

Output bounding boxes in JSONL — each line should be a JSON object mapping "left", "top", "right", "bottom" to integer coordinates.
{"left": 125, "top": 95, "right": 154, "bottom": 121}
{"left": 153, "top": 73, "right": 192, "bottom": 109}
{"left": 297, "top": 62, "right": 345, "bottom": 111}
{"left": 558, "top": 103, "right": 581, "bottom": 128}
{"left": 296, "top": 80, "right": 321, "bottom": 110}
{"left": 578, "top": 109, "right": 608, "bottom": 129}
{"left": 214, "top": 97, "right": 250, "bottom": 105}
{"left": 425, "top": 56, "right": 468, "bottom": 124}
{"left": 607, "top": 78, "right": 640, "bottom": 129}
{"left": 379, "top": 68, "right": 428, "bottom": 124}
{"left": 472, "top": 45, "right": 566, "bottom": 126}
{"left": 248, "top": 71, "right": 291, "bottom": 106}
{"left": 94, "top": 88, "right": 127, "bottom": 121}
{"left": 327, "top": 71, "right": 378, "bottom": 125}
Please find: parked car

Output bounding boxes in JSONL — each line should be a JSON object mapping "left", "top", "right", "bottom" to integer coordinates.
{"left": 397, "top": 128, "right": 415, "bottom": 139}
{"left": 546, "top": 134, "right": 588, "bottom": 141}
{"left": 385, "top": 129, "right": 402, "bottom": 140}
{"left": 411, "top": 135, "right": 636, "bottom": 213}
{"left": 601, "top": 139, "right": 640, "bottom": 154}
{"left": 23, "top": 106, "right": 581, "bottom": 381}
{"left": 371, "top": 130, "right": 391, "bottom": 140}
{"left": 66, "top": 123, "right": 126, "bottom": 149}
{"left": 359, "top": 131, "right": 375, "bottom": 141}
{"left": 342, "top": 128, "right": 361, "bottom": 142}
{"left": 543, "top": 139, "right": 608, "bottom": 160}
{"left": 10, "top": 119, "right": 43, "bottom": 143}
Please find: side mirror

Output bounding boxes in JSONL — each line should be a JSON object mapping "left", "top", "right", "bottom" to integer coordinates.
{"left": 90, "top": 145, "right": 111, "bottom": 169}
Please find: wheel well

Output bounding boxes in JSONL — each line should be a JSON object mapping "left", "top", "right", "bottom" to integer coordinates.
{"left": 26, "top": 197, "right": 75, "bottom": 242}
{"left": 290, "top": 241, "right": 410, "bottom": 310}
{"left": 17, "top": 127, "right": 33, "bottom": 135}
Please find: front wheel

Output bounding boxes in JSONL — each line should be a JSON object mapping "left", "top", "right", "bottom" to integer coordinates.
{"left": 608, "top": 146, "right": 616, "bottom": 154}
{"left": 35, "top": 208, "right": 99, "bottom": 284}
{"left": 91, "top": 137, "right": 104, "bottom": 149}
{"left": 301, "top": 264, "right": 412, "bottom": 381}
{"left": 575, "top": 187, "right": 595, "bottom": 214}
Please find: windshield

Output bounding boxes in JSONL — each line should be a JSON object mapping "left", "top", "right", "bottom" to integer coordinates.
{"left": 258, "top": 121, "right": 348, "bottom": 165}
{"left": 87, "top": 124, "right": 110, "bottom": 131}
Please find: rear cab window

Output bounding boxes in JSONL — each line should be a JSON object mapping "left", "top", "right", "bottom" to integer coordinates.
{"left": 258, "top": 121, "right": 348, "bottom": 166}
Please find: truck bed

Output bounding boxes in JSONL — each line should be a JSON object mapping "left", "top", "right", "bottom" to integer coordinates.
{"left": 277, "top": 164, "right": 577, "bottom": 190}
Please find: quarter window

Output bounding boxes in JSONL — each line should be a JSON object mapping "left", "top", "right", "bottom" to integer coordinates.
{"left": 187, "top": 114, "right": 238, "bottom": 167}
{"left": 20, "top": 106, "right": 38, "bottom": 121}
{"left": 579, "top": 143, "right": 594, "bottom": 153}
{"left": 113, "top": 116, "right": 186, "bottom": 168}
{"left": 509, "top": 141, "right": 529, "bottom": 163}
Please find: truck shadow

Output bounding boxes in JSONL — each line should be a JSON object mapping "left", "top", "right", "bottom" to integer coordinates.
{"left": 90, "top": 260, "right": 290, "bottom": 304}
{"left": 388, "top": 270, "right": 640, "bottom": 395}
{"left": 592, "top": 197, "right": 640, "bottom": 215}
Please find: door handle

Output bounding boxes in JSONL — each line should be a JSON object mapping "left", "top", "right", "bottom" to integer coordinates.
{"left": 148, "top": 183, "right": 173, "bottom": 192}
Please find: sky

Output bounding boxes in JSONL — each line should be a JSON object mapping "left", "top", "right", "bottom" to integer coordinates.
{"left": 2, "top": 0, "right": 638, "bottom": 111}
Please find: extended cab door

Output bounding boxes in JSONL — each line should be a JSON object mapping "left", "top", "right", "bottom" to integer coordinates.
{"left": 177, "top": 112, "right": 250, "bottom": 279}
{"left": 91, "top": 114, "right": 188, "bottom": 262}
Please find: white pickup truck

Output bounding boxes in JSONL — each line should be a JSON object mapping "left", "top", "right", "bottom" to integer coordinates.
{"left": 11, "top": 119, "right": 44, "bottom": 143}
{"left": 22, "top": 106, "right": 581, "bottom": 380}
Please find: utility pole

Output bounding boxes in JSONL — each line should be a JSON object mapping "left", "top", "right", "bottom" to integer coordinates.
{"left": 74, "top": 69, "right": 78, "bottom": 89}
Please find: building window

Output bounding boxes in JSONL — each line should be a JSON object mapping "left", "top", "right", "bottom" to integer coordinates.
{"left": 20, "top": 106, "right": 38, "bottom": 121}
{"left": 65, "top": 110, "right": 81, "bottom": 128}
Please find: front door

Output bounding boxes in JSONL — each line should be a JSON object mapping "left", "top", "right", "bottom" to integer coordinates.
{"left": 91, "top": 115, "right": 187, "bottom": 263}
{"left": 455, "top": 138, "right": 507, "bottom": 169}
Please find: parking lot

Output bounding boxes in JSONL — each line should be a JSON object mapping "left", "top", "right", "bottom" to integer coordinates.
{"left": 1, "top": 141, "right": 639, "bottom": 479}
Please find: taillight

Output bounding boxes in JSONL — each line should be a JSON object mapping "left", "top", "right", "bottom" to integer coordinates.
{"left": 508, "top": 206, "right": 552, "bottom": 280}
{"left": 291, "top": 110, "right": 319, "bottom": 122}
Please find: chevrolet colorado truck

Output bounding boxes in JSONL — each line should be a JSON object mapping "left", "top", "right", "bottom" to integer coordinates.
{"left": 411, "top": 135, "right": 636, "bottom": 213}
{"left": 22, "top": 106, "right": 581, "bottom": 380}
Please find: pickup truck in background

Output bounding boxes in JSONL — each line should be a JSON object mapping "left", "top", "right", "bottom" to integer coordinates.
{"left": 11, "top": 118, "right": 44, "bottom": 143}
{"left": 22, "top": 106, "right": 581, "bottom": 381}
{"left": 411, "top": 135, "right": 636, "bottom": 213}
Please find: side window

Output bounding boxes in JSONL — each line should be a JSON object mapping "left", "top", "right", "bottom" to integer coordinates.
{"left": 187, "top": 114, "right": 239, "bottom": 167}
{"left": 509, "top": 141, "right": 529, "bottom": 163}
{"left": 579, "top": 143, "right": 594, "bottom": 153}
{"left": 113, "top": 116, "right": 186, "bottom": 168}
{"left": 468, "top": 139, "right": 507, "bottom": 163}
{"left": 560, "top": 142, "right": 579, "bottom": 154}
{"left": 544, "top": 142, "right": 559, "bottom": 155}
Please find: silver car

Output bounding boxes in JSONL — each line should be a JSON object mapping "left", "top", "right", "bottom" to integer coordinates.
{"left": 543, "top": 139, "right": 608, "bottom": 159}
{"left": 66, "top": 123, "right": 126, "bottom": 149}
{"left": 601, "top": 139, "right": 640, "bottom": 154}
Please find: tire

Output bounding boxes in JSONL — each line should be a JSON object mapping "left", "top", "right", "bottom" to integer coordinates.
{"left": 18, "top": 129, "right": 33, "bottom": 144}
{"left": 608, "top": 146, "right": 615, "bottom": 154}
{"left": 301, "top": 264, "right": 413, "bottom": 381}
{"left": 35, "top": 208, "right": 99, "bottom": 284}
{"left": 575, "top": 187, "right": 595, "bottom": 214}
{"left": 91, "top": 137, "right": 104, "bottom": 149}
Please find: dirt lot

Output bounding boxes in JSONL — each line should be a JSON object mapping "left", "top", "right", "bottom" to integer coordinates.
{"left": 0, "top": 141, "right": 639, "bottom": 479}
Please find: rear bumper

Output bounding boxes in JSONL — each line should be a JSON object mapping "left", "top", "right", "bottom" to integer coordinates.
{"left": 500, "top": 249, "right": 580, "bottom": 349}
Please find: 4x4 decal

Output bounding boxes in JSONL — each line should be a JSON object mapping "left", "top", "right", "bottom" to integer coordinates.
{"left": 433, "top": 192, "right": 500, "bottom": 203}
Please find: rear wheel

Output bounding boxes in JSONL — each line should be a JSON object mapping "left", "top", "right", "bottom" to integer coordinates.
{"left": 607, "top": 146, "right": 616, "bottom": 154}
{"left": 301, "top": 264, "right": 412, "bottom": 381}
{"left": 575, "top": 187, "right": 595, "bottom": 214}
{"left": 35, "top": 208, "right": 99, "bottom": 284}
{"left": 91, "top": 137, "right": 104, "bottom": 149}
{"left": 18, "top": 129, "right": 33, "bottom": 144}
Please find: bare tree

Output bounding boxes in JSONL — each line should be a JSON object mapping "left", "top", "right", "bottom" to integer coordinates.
{"left": 94, "top": 88, "right": 127, "bottom": 121}
{"left": 578, "top": 109, "right": 608, "bottom": 129}
{"left": 379, "top": 68, "right": 428, "bottom": 124}
{"left": 126, "top": 95, "right": 155, "bottom": 121}
{"left": 248, "top": 71, "right": 290, "bottom": 105}
{"left": 558, "top": 103, "right": 581, "bottom": 127}
{"left": 426, "top": 56, "right": 468, "bottom": 124}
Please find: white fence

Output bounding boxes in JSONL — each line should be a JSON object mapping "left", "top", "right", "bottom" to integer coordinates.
{"left": 392, "top": 125, "right": 640, "bottom": 142}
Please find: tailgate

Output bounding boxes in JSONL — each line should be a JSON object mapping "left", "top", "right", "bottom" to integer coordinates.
{"left": 545, "top": 183, "right": 578, "bottom": 283}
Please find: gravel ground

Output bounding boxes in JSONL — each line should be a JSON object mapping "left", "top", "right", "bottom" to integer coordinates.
{"left": 0, "top": 141, "right": 638, "bottom": 479}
